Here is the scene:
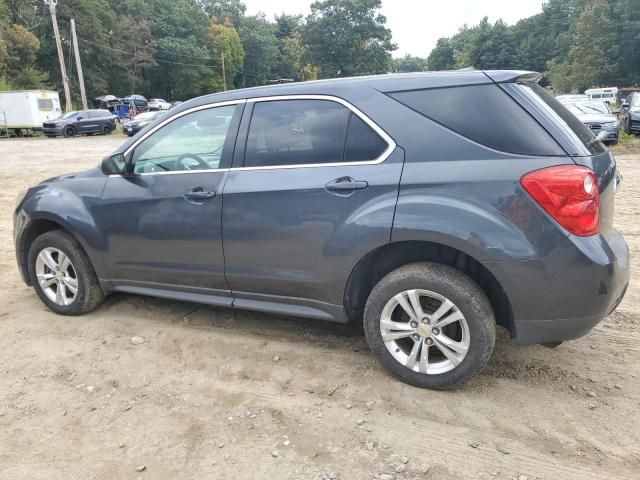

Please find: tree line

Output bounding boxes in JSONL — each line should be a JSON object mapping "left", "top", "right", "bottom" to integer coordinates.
{"left": 0, "top": 0, "right": 638, "bottom": 103}
{"left": 421, "top": 0, "right": 640, "bottom": 93}
{"left": 0, "top": 0, "right": 395, "bottom": 102}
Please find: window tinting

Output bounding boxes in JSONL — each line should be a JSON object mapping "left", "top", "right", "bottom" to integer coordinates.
{"left": 389, "top": 84, "right": 565, "bottom": 156}
{"left": 519, "top": 83, "right": 606, "bottom": 155}
{"left": 244, "top": 99, "right": 388, "bottom": 168}
{"left": 345, "top": 114, "right": 387, "bottom": 162}
{"left": 132, "top": 105, "right": 237, "bottom": 173}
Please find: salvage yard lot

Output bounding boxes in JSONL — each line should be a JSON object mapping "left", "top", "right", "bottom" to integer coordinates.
{"left": 0, "top": 136, "right": 639, "bottom": 479}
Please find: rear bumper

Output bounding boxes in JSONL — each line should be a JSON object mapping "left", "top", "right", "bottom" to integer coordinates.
{"left": 485, "top": 229, "right": 630, "bottom": 345}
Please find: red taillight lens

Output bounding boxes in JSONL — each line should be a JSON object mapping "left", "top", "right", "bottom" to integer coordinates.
{"left": 520, "top": 165, "right": 600, "bottom": 236}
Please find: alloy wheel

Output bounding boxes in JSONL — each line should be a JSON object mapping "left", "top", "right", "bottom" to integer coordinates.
{"left": 380, "top": 289, "right": 470, "bottom": 375}
{"left": 35, "top": 247, "right": 78, "bottom": 306}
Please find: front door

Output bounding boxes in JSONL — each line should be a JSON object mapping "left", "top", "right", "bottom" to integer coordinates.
{"left": 222, "top": 97, "right": 403, "bottom": 319}
{"left": 98, "top": 102, "right": 243, "bottom": 301}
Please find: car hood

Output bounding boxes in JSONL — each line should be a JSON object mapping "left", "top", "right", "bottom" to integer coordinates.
{"left": 575, "top": 112, "right": 617, "bottom": 123}
{"left": 40, "top": 166, "right": 104, "bottom": 185}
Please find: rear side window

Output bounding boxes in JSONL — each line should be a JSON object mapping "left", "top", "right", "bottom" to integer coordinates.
{"left": 244, "top": 99, "right": 388, "bottom": 168}
{"left": 518, "top": 83, "right": 606, "bottom": 155}
{"left": 389, "top": 84, "right": 565, "bottom": 156}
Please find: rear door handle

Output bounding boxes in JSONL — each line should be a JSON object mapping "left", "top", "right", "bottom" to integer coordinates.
{"left": 325, "top": 177, "right": 369, "bottom": 194}
{"left": 184, "top": 188, "right": 216, "bottom": 203}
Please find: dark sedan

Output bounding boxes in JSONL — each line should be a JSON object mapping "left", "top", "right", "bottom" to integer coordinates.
{"left": 43, "top": 110, "right": 116, "bottom": 137}
{"left": 123, "top": 111, "right": 164, "bottom": 136}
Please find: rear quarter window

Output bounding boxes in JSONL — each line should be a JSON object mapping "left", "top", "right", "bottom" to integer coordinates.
{"left": 388, "top": 84, "right": 565, "bottom": 156}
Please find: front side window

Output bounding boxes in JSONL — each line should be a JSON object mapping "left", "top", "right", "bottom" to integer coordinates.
{"left": 131, "top": 105, "right": 237, "bottom": 174}
{"left": 244, "top": 99, "right": 388, "bottom": 168}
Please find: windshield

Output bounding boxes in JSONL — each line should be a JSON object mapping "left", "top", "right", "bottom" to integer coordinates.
{"left": 62, "top": 111, "right": 79, "bottom": 119}
{"left": 134, "top": 112, "right": 157, "bottom": 121}
{"left": 518, "top": 83, "right": 606, "bottom": 155}
{"left": 573, "top": 101, "right": 610, "bottom": 115}
{"left": 633, "top": 95, "right": 640, "bottom": 107}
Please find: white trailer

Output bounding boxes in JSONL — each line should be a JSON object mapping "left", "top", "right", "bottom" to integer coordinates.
{"left": 0, "top": 90, "right": 62, "bottom": 136}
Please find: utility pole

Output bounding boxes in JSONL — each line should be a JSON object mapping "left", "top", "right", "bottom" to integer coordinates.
{"left": 221, "top": 51, "right": 227, "bottom": 91}
{"left": 70, "top": 19, "right": 87, "bottom": 110}
{"left": 45, "top": 0, "right": 73, "bottom": 112}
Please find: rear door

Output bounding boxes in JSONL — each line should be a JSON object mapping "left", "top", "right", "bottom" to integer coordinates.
{"left": 222, "top": 96, "right": 404, "bottom": 319}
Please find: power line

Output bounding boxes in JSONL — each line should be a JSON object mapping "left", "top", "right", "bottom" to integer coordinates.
{"left": 78, "top": 37, "right": 221, "bottom": 68}
{"left": 78, "top": 36, "right": 263, "bottom": 78}
{"left": 77, "top": 26, "right": 221, "bottom": 62}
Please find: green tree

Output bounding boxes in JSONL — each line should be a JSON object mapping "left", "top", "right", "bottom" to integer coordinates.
{"left": 238, "top": 14, "right": 279, "bottom": 86}
{"left": 427, "top": 38, "right": 455, "bottom": 70}
{"left": 391, "top": 54, "right": 427, "bottom": 72}
{"left": 304, "top": 0, "right": 396, "bottom": 78}
{"left": 558, "top": 0, "right": 617, "bottom": 91}
{"left": 207, "top": 17, "right": 244, "bottom": 88}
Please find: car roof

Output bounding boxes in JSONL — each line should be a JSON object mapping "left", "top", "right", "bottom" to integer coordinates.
{"left": 175, "top": 70, "right": 535, "bottom": 110}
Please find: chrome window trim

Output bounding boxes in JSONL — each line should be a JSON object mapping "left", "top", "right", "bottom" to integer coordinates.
{"left": 234, "top": 94, "right": 396, "bottom": 171}
{"left": 122, "top": 99, "right": 246, "bottom": 160}
{"left": 117, "top": 94, "right": 396, "bottom": 177}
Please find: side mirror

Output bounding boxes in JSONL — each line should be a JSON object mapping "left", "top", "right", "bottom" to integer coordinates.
{"left": 76, "top": 116, "right": 83, "bottom": 121}
{"left": 101, "top": 153, "right": 127, "bottom": 175}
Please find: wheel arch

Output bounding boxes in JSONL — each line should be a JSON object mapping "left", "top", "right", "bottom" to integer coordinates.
{"left": 17, "top": 215, "right": 100, "bottom": 287}
{"left": 344, "top": 240, "right": 514, "bottom": 335}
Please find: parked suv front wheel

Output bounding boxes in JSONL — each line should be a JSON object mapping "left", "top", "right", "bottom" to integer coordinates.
{"left": 27, "top": 230, "right": 105, "bottom": 315}
{"left": 364, "top": 262, "right": 495, "bottom": 389}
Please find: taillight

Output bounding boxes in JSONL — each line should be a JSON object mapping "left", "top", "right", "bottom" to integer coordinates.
{"left": 520, "top": 165, "right": 600, "bottom": 236}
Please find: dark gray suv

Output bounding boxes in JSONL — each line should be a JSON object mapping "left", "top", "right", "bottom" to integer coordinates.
{"left": 43, "top": 109, "right": 116, "bottom": 137}
{"left": 14, "top": 71, "right": 629, "bottom": 389}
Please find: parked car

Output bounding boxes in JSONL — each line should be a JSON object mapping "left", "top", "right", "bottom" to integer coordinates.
{"left": 42, "top": 109, "right": 116, "bottom": 137}
{"left": 123, "top": 111, "right": 164, "bottom": 137}
{"left": 555, "top": 94, "right": 589, "bottom": 103}
{"left": 561, "top": 100, "right": 620, "bottom": 145}
{"left": 148, "top": 98, "right": 171, "bottom": 111}
{"left": 121, "top": 95, "right": 148, "bottom": 109}
{"left": 622, "top": 92, "right": 640, "bottom": 135}
{"left": 14, "top": 71, "right": 629, "bottom": 389}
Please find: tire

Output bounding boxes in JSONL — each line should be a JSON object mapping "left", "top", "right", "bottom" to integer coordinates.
{"left": 27, "top": 230, "right": 105, "bottom": 315}
{"left": 102, "top": 124, "right": 112, "bottom": 135}
{"left": 363, "top": 262, "right": 495, "bottom": 389}
{"left": 64, "top": 126, "right": 75, "bottom": 137}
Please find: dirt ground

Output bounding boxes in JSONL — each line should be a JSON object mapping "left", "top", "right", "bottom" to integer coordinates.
{"left": 1, "top": 135, "right": 639, "bottom": 480}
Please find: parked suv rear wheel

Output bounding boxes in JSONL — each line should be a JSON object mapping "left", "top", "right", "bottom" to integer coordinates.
{"left": 27, "top": 230, "right": 105, "bottom": 315}
{"left": 364, "top": 262, "right": 495, "bottom": 389}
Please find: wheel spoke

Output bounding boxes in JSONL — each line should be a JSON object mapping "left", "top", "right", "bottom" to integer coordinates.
{"left": 380, "top": 318, "right": 414, "bottom": 331}
{"left": 419, "top": 340, "right": 430, "bottom": 373}
{"left": 37, "top": 272, "right": 56, "bottom": 288}
{"left": 430, "top": 298, "right": 453, "bottom": 324}
{"left": 394, "top": 291, "right": 419, "bottom": 322}
{"left": 407, "top": 290, "right": 426, "bottom": 319}
{"left": 381, "top": 330, "right": 415, "bottom": 342}
{"left": 38, "top": 250, "right": 58, "bottom": 271}
{"left": 405, "top": 338, "right": 421, "bottom": 370}
{"left": 432, "top": 310, "right": 464, "bottom": 329}
{"left": 63, "top": 276, "right": 78, "bottom": 294}
{"left": 55, "top": 282, "right": 67, "bottom": 305}
{"left": 58, "top": 252, "right": 71, "bottom": 273}
{"left": 432, "top": 336, "right": 461, "bottom": 366}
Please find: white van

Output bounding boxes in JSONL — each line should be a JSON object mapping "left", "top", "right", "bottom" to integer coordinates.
{"left": 585, "top": 87, "right": 618, "bottom": 104}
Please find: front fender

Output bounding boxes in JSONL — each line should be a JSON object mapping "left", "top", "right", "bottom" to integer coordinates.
{"left": 16, "top": 174, "right": 109, "bottom": 284}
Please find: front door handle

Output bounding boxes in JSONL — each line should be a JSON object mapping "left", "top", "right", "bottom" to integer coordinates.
{"left": 325, "top": 177, "right": 369, "bottom": 194}
{"left": 184, "top": 187, "right": 216, "bottom": 203}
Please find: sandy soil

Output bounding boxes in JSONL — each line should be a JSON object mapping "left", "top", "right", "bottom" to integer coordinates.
{"left": 0, "top": 136, "right": 639, "bottom": 480}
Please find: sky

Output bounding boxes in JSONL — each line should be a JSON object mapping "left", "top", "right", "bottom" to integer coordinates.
{"left": 243, "top": 0, "right": 544, "bottom": 58}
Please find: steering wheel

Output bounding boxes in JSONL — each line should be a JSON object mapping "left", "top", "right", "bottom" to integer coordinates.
{"left": 176, "top": 153, "right": 209, "bottom": 171}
